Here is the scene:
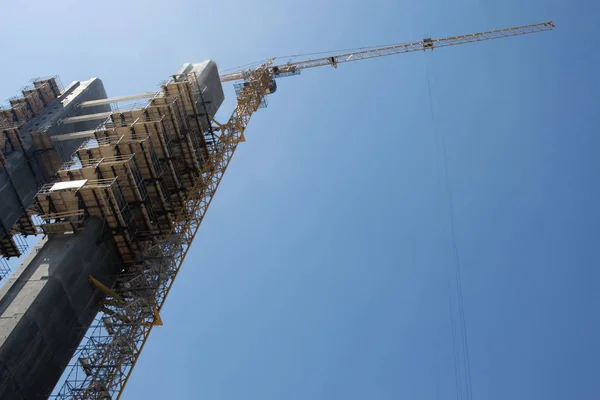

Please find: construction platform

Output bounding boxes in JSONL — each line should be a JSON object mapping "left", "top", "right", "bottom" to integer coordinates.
{"left": 34, "top": 64, "right": 223, "bottom": 264}
{"left": 1, "top": 75, "right": 111, "bottom": 264}
{"left": 0, "top": 60, "right": 225, "bottom": 398}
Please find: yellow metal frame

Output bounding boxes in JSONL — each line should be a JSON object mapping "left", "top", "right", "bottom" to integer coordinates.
{"left": 88, "top": 275, "right": 125, "bottom": 304}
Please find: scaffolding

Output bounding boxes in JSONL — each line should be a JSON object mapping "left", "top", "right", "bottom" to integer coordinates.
{"left": 0, "top": 258, "right": 10, "bottom": 279}
{"left": 31, "top": 72, "right": 216, "bottom": 287}
{"left": 11, "top": 211, "right": 41, "bottom": 237}
{"left": 31, "top": 75, "right": 64, "bottom": 100}
{"left": 0, "top": 135, "right": 42, "bottom": 260}
{"left": 41, "top": 64, "right": 271, "bottom": 399}
{"left": 30, "top": 130, "right": 65, "bottom": 179}
{"left": 0, "top": 125, "right": 24, "bottom": 166}
{"left": 0, "top": 76, "right": 62, "bottom": 171}
{"left": 0, "top": 233, "right": 30, "bottom": 260}
{"left": 3, "top": 77, "right": 62, "bottom": 126}
{"left": 0, "top": 210, "right": 42, "bottom": 271}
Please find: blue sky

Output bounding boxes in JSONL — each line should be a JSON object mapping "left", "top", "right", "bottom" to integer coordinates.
{"left": 1, "top": 0, "right": 599, "bottom": 399}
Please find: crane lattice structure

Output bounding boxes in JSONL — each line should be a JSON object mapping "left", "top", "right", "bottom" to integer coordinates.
{"left": 48, "top": 21, "right": 553, "bottom": 399}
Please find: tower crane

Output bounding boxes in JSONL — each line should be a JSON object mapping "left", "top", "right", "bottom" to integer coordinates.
{"left": 52, "top": 21, "right": 554, "bottom": 399}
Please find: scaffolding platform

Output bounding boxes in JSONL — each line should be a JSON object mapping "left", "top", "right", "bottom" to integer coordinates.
{"left": 0, "top": 233, "right": 28, "bottom": 259}
{"left": 33, "top": 75, "right": 215, "bottom": 267}
{"left": 0, "top": 258, "right": 10, "bottom": 280}
{"left": 1, "top": 77, "right": 61, "bottom": 126}
{"left": 0, "top": 126, "right": 23, "bottom": 166}
{"left": 10, "top": 211, "right": 40, "bottom": 236}
{"left": 31, "top": 130, "right": 64, "bottom": 178}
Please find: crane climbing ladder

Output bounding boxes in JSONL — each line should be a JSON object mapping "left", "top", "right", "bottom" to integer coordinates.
{"left": 12, "top": 21, "right": 553, "bottom": 399}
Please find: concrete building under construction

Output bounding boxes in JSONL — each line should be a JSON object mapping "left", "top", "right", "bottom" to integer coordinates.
{"left": 0, "top": 61, "right": 224, "bottom": 398}
{"left": 0, "top": 20, "right": 554, "bottom": 400}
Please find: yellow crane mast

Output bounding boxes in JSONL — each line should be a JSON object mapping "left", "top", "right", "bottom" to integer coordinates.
{"left": 52, "top": 21, "right": 554, "bottom": 399}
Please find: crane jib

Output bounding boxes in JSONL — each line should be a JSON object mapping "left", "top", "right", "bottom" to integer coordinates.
{"left": 219, "top": 21, "right": 554, "bottom": 83}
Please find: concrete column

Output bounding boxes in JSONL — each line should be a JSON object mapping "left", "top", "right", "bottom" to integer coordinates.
{"left": 0, "top": 217, "right": 122, "bottom": 399}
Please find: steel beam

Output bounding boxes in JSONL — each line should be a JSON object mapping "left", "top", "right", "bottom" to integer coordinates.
{"left": 78, "top": 93, "right": 157, "bottom": 108}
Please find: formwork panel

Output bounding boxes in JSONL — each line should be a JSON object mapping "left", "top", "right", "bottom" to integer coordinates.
{"left": 33, "top": 78, "right": 61, "bottom": 99}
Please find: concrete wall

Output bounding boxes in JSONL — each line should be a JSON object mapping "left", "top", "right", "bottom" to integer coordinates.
{"left": 0, "top": 78, "right": 110, "bottom": 246}
{"left": 0, "top": 217, "right": 122, "bottom": 399}
{"left": 177, "top": 60, "right": 224, "bottom": 130}
{"left": 42, "top": 78, "right": 111, "bottom": 158}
